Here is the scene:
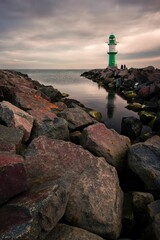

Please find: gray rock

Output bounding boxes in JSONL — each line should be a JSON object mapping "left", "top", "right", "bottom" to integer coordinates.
{"left": 28, "top": 108, "right": 69, "bottom": 141}
{"left": 121, "top": 117, "right": 143, "bottom": 138}
{"left": 81, "top": 123, "right": 131, "bottom": 172}
{"left": 46, "top": 224, "right": 105, "bottom": 240}
{"left": 0, "top": 124, "right": 24, "bottom": 153}
{"left": 58, "top": 106, "right": 94, "bottom": 131}
{"left": 0, "top": 179, "right": 69, "bottom": 240}
{"left": 142, "top": 200, "right": 160, "bottom": 240}
{"left": 36, "top": 85, "right": 63, "bottom": 102}
{"left": 128, "top": 136, "right": 160, "bottom": 197}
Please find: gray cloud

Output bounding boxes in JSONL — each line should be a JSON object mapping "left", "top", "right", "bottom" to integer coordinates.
{"left": 0, "top": 0, "right": 160, "bottom": 69}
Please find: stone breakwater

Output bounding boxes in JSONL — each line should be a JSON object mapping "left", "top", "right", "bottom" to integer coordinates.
{"left": 0, "top": 69, "right": 160, "bottom": 240}
{"left": 82, "top": 66, "right": 160, "bottom": 140}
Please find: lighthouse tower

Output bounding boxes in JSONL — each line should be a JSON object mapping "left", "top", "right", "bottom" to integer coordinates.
{"left": 107, "top": 33, "right": 118, "bottom": 67}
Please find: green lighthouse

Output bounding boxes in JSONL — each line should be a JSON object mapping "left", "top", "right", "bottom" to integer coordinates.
{"left": 107, "top": 33, "right": 118, "bottom": 67}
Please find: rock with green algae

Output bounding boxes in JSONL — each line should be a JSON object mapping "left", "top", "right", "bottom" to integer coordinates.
{"left": 126, "top": 102, "right": 144, "bottom": 111}
{"left": 86, "top": 109, "right": 102, "bottom": 121}
{"left": 138, "top": 111, "right": 156, "bottom": 125}
{"left": 123, "top": 91, "right": 137, "bottom": 99}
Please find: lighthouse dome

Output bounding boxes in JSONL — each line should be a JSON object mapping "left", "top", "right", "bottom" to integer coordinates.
{"left": 109, "top": 33, "right": 115, "bottom": 39}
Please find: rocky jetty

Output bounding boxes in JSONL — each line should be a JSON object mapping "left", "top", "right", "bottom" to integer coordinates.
{"left": 82, "top": 66, "right": 160, "bottom": 139}
{"left": 0, "top": 69, "right": 160, "bottom": 240}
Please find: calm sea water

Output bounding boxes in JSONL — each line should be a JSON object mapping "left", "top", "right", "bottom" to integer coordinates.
{"left": 19, "top": 69, "right": 140, "bottom": 133}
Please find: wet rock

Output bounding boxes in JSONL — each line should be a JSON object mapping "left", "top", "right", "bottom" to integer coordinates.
{"left": 47, "top": 224, "right": 105, "bottom": 240}
{"left": 24, "top": 136, "right": 123, "bottom": 239}
{"left": 58, "top": 106, "right": 94, "bottom": 131}
{"left": 123, "top": 91, "right": 137, "bottom": 99}
{"left": 128, "top": 135, "right": 160, "bottom": 197}
{"left": 85, "top": 109, "right": 102, "bottom": 121}
{"left": 125, "top": 102, "right": 143, "bottom": 111}
{"left": 0, "top": 152, "right": 27, "bottom": 205}
{"left": 0, "top": 179, "right": 69, "bottom": 240}
{"left": 0, "top": 124, "right": 24, "bottom": 153}
{"left": 138, "top": 110, "right": 156, "bottom": 125}
{"left": 81, "top": 123, "right": 130, "bottom": 172}
{"left": 28, "top": 109, "right": 69, "bottom": 141}
{"left": 0, "top": 101, "right": 34, "bottom": 142}
{"left": 121, "top": 117, "right": 143, "bottom": 138}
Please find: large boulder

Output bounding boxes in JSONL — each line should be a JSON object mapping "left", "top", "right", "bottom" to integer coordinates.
{"left": 24, "top": 136, "right": 123, "bottom": 239}
{"left": 0, "top": 179, "right": 69, "bottom": 240}
{"left": 28, "top": 109, "right": 69, "bottom": 141}
{"left": 0, "top": 124, "right": 24, "bottom": 153}
{"left": 128, "top": 135, "right": 160, "bottom": 197}
{"left": 81, "top": 123, "right": 130, "bottom": 172}
{"left": 0, "top": 152, "right": 27, "bottom": 205}
{"left": 58, "top": 106, "right": 94, "bottom": 131}
{"left": 47, "top": 224, "right": 105, "bottom": 240}
{"left": 64, "top": 157, "right": 123, "bottom": 239}
{"left": 0, "top": 101, "right": 34, "bottom": 142}
{"left": 121, "top": 117, "right": 143, "bottom": 139}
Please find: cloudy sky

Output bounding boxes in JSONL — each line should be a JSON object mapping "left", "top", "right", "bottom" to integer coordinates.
{"left": 0, "top": 0, "right": 160, "bottom": 69}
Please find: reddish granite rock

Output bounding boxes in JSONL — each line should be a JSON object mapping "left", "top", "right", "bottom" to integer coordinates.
{"left": 0, "top": 101, "right": 34, "bottom": 142}
{"left": 14, "top": 90, "right": 58, "bottom": 112}
{"left": 64, "top": 157, "right": 123, "bottom": 239}
{"left": 81, "top": 123, "right": 131, "bottom": 172}
{"left": 0, "top": 152, "right": 27, "bottom": 205}
{"left": 0, "top": 70, "right": 59, "bottom": 113}
{"left": 47, "top": 224, "right": 105, "bottom": 240}
{"left": 0, "top": 179, "right": 69, "bottom": 240}
{"left": 0, "top": 124, "right": 24, "bottom": 153}
{"left": 24, "top": 136, "right": 123, "bottom": 239}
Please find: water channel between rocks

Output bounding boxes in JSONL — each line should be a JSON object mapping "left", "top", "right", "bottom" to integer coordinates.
{"left": 19, "top": 69, "right": 150, "bottom": 134}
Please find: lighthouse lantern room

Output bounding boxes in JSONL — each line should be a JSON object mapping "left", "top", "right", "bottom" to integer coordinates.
{"left": 107, "top": 33, "right": 118, "bottom": 67}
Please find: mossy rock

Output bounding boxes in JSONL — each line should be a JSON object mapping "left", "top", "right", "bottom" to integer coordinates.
{"left": 62, "top": 92, "right": 69, "bottom": 98}
{"left": 140, "top": 132, "right": 153, "bottom": 141}
{"left": 148, "top": 116, "right": 157, "bottom": 128}
{"left": 88, "top": 110, "right": 102, "bottom": 121}
{"left": 138, "top": 111, "right": 156, "bottom": 124}
{"left": 123, "top": 91, "right": 137, "bottom": 99}
{"left": 126, "top": 102, "right": 144, "bottom": 111}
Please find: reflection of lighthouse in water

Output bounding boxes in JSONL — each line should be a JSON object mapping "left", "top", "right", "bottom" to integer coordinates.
{"left": 107, "top": 90, "right": 116, "bottom": 119}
